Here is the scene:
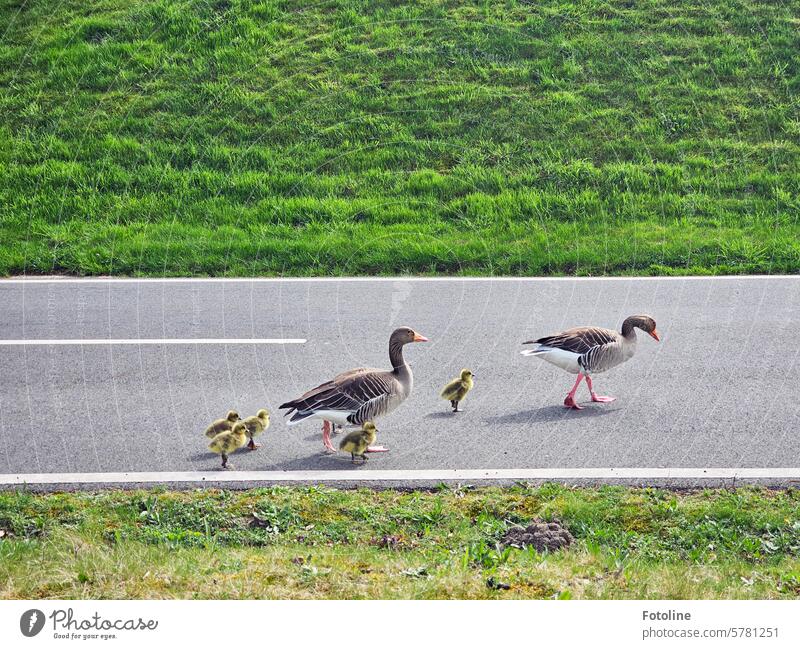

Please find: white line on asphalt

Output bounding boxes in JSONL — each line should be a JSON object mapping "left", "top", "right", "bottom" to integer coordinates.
{"left": 0, "top": 275, "right": 797, "bottom": 284}
{"left": 0, "top": 338, "right": 306, "bottom": 346}
{"left": 2, "top": 468, "right": 799, "bottom": 486}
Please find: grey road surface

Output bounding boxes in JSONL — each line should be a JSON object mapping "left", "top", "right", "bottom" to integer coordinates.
{"left": 0, "top": 277, "right": 798, "bottom": 487}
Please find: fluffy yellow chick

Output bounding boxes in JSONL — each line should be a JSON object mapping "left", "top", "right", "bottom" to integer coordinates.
{"left": 208, "top": 422, "right": 248, "bottom": 469}
{"left": 439, "top": 369, "right": 475, "bottom": 412}
{"left": 242, "top": 409, "right": 270, "bottom": 451}
{"left": 204, "top": 410, "right": 240, "bottom": 438}
{"left": 338, "top": 422, "right": 378, "bottom": 464}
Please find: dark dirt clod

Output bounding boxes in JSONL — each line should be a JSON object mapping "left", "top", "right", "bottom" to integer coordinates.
{"left": 377, "top": 535, "right": 400, "bottom": 549}
{"left": 500, "top": 519, "right": 574, "bottom": 552}
{"left": 249, "top": 514, "right": 269, "bottom": 528}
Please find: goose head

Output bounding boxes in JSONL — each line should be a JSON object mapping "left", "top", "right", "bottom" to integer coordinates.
{"left": 623, "top": 315, "right": 660, "bottom": 341}
{"left": 460, "top": 369, "right": 474, "bottom": 380}
{"left": 257, "top": 409, "right": 269, "bottom": 421}
{"left": 226, "top": 410, "right": 241, "bottom": 422}
{"left": 391, "top": 326, "right": 429, "bottom": 345}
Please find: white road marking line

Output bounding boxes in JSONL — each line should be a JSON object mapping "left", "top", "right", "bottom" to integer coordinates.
{"left": 1, "top": 468, "right": 799, "bottom": 486}
{"left": 0, "top": 276, "right": 797, "bottom": 284}
{"left": 0, "top": 338, "right": 306, "bottom": 346}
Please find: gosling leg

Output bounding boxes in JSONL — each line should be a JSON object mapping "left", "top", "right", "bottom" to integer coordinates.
{"left": 247, "top": 437, "right": 260, "bottom": 451}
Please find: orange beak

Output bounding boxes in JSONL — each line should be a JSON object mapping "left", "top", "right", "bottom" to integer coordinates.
{"left": 412, "top": 332, "right": 429, "bottom": 342}
{"left": 649, "top": 330, "right": 660, "bottom": 342}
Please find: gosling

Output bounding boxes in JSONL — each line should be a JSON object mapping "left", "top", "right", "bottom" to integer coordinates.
{"left": 339, "top": 422, "right": 378, "bottom": 464}
{"left": 440, "top": 369, "right": 475, "bottom": 412}
{"left": 204, "top": 410, "right": 240, "bottom": 438}
{"left": 241, "top": 409, "right": 270, "bottom": 451}
{"left": 208, "top": 422, "right": 248, "bottom": 469}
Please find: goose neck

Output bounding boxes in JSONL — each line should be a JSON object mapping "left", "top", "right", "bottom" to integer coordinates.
{"left": 621, "top": 317, "right": 639, "bottom": 340}
{"left": 389, "top": 339, "right": 407, "bottom": 372}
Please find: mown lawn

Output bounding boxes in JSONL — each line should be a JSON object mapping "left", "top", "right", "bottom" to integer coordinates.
{"left": 2, "top": 485, "right": 800, "bottom": 599}
{"left": 0, "top": 0, "right": 798, "bottom": 276}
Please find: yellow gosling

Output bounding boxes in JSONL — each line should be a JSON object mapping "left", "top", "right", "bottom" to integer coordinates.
{"left": 242, "top": 409, "right": 270, "bottom": 451}
{"left": 439, "top": 369, "right": 475, "bottom": 412}
{"left": 338, "top": 422, "right": 378, "bottom": 464}
{"left": 208, "top": 422, "right": 248, "bottom": 469}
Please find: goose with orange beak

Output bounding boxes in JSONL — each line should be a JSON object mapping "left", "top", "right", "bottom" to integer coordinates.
{"left": 521, "top": 315, "right": 660, "bottom": 409}
{"left": 280, "top": 327, "right": 429, "bottom": 452}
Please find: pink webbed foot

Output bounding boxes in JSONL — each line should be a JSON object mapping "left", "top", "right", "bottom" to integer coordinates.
{"left": 585, "top": 376, "right": 615, "bottom": 404}
{"left": 365, "top": 446, "right": 389, "bottom": 453}
{"left": 563, "top": 395, "right": 584, "bottom": 410}
{"left": 322, "top": 421, "right": 336, "bottom": 453}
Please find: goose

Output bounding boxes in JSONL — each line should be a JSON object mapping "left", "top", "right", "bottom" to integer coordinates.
{"left": 279, "top": 327, "right": 429, "bottom": 452}
{"left": 241, "top": 409, "right": 270, "bottom": 450}
{"left": 440, "top": 369, "right": 475, "bottom": 412}
{"left": 204, "top": 411, "right": 240, "bottom": 438}
{"left": 339, "top": 421, "right": 378, "bottom": 464}
{"left": 208, "top": 422, "right": 248, "bottom": 469}
{"left": 521, "top": 315, "right": 660, "bottom": 409}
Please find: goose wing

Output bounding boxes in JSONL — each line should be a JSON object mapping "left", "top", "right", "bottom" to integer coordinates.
{"left": 530, "top": 326, "right": 619, "bottom": 354}
{"left": 279, "top": 368, "right": 398, "bottom": 424}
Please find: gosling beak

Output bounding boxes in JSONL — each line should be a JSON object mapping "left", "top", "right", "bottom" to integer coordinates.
{"left": 649, "top": 330, "right": 660, "bottom": 342}
{"left": 412, "top": 332, "right": 429, "bottom": 342}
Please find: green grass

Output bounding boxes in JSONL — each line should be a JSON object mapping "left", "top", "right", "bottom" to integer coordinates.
{"left": 2, "top": 485, "right": 800, "bottom": 598}
{"left": 1, "top": 0, "right": 798, "bottom": 276}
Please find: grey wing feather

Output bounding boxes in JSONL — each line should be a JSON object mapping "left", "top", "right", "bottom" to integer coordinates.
{"left": 280, "top": 368, "right": 399, "bottom": 422}
{"left": 535, "top": 326, "right": 619, "bottom": 355}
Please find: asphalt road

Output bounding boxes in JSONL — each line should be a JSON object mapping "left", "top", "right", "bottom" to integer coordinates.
{"left": 1, "top": 276, "right": 798, "bottom": 486}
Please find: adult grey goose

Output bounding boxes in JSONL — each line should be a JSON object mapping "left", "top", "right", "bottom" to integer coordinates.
{"left": 521, "top": 315, "right": 660, "bottom": 409}
{"left": 279, "top": 327, "right": 429, "bottom": 451}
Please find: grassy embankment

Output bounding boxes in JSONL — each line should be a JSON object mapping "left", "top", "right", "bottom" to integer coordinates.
{"left": 2, "top": 484, "right": 800, "bottom": 599}
{"left": 1, "top": 0, "right": 798, "bottom": 276}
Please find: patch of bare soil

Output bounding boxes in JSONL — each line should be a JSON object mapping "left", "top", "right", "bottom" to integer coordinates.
{"left": 501, "top": 520, "right": 574, "bottom": 552}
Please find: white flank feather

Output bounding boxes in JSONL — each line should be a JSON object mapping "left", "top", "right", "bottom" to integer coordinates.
{"left": 286, "top": 409, "right": 354, "bottom": 426}
{"left": 520, "top": 345, "right": 581, "bottom": 373}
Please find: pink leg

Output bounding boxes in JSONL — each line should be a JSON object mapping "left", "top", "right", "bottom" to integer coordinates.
{"left": 564, "top": 374, "right": 584, "bottom": 409}
{"left": 322, "top": 421, "right": 336, "bottom": 452}
{"left": 586, "top": 375, "right": 616, "bottom": 403}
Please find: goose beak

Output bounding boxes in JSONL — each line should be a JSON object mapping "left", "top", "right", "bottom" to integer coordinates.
{"left": 412, "top": 332, "right": 429, "bottom": 342}
{"left": 649, "top": 330, "right": 661, "bottom": 342}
